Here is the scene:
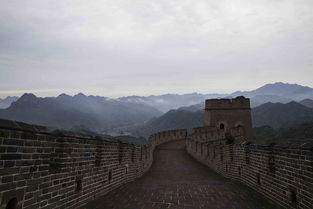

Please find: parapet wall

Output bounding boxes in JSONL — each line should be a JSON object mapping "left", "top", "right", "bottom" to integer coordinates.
{"left": 190, "top": 126, "right": 245, "bottom": 142}
{"left": 0, "top": 119, "right": 187, "bottom": 209}
{"left": 186, "top": 138, "right": 313, "bottom": 209}
{"left": 149, "top": 129, "right": 187, "bottom": 145}
{"left": 205, "top": 96, "right": 250, "bottom": 110}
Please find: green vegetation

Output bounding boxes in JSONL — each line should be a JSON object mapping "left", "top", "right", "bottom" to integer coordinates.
{"left": 253, "top": 122, "right": 313, "bottom": 143}
{"left": 252, "top": 101, "right": 313, "bottom": 129}
{"left": 0, "top": 93, "right": 161, "bottom": 133}
{"left": 225, "top": 132, "right": 235, "bottom": 144}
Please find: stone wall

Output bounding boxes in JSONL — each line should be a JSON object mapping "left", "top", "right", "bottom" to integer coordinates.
{"left": 190, "top": 126, "right": 245, "bottom": 142}
{"left": 2, "top": 115, "right": 312, "bottom": 209}
{"left": 0, "top": 119, "right": 186, "bottom": 209}
{"left": 186, "top": 138, "right": 313, "bottom": 209}
{"left": 204, "top": 96, "right": 253, "bottom": 140}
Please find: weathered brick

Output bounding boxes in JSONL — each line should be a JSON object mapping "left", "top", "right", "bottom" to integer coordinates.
{"left": 2, "top": 175, "right": 13, "bottom": 183}
{"left": 4, "top": 160, "right": 15, "bottom": 168}
{"left": 0, "top": 153, "right": 22, "bottom": 160}
{"left": 0, "top": 182, "right": 16, "bottom": 191}
{"left": 3, "top": 138, "right": 24, "bottom": 146}
{"left": 0, "top": 167, "right": 19, "bottom": 175}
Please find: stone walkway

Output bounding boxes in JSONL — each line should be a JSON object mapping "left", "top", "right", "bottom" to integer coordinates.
{"left": 84, "top": 140, "right": 280, "bottom": 209}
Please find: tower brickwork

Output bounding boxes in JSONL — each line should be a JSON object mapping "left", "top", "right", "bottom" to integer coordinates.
{"left": 204, "top": 96, "right": 253, "bottom": 140}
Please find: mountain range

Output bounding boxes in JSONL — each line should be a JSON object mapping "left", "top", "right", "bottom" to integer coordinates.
{"left": 253, "top": 123, "right": 313, "bottom": 143}
{"left": 251, "top": 101, "right": 313, "bottom": 128}
{"left": 299, "top": 99, "right": 313, "bottom": 108}
{"left": 0, "top": 82, "right": 313, "bottom": 138}
{"left": 1, "top": 82, "right": 313, "bottom": 112}
{"left": 231, "top": 82, "right": 313, "bottom": 100}
{"left": 0, "top": 96, "right": 18, "bottom": 109}
{"left": 118, "top": 93, "right": 225, "bottom": 112}
{"left": 127, "top": 109, "right": 204, "bottom": 137}
{"left": 118, "top": 82, "right": 313, "bottom": 111}
{"left": 0, "top": 93, "right": 161, "bottom": 133}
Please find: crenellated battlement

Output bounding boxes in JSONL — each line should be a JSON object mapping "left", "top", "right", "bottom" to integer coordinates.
{"left": 191, "top": 126, "right": 245, "bottom": 142}
{"left": 0, "top": 119, "right": 186, "bottom": 209}
{"left": 149, "top": 129, "right": 187, "bottom": 141}
{"left": 186, "top": 138, "right": 313, "bottom": 209}
{"left": 204, "top": 96, "right": 253, "bottom": 140}
{"left": 205, "top": 96, "right": 250, "bottom": 110}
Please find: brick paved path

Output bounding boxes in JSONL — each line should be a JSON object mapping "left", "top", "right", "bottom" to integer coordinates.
{"left": 84, "top": 140, "right": 279, "bottom": 209}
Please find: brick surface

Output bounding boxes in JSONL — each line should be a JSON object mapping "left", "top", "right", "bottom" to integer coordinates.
{"left": 1, "top": 119, "right": 311, "bottom": 209}
{"left": 0, "top": 125, "right": 186, "bottom": 209}
{"left": 84, "top": 140, "right": 279, "bottom": 209}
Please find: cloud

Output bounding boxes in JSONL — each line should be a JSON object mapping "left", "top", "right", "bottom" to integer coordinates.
{"left": 0, "top": 0, "right": 312, "bottom": 98}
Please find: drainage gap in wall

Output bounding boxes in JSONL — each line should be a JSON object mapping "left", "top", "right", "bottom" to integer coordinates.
{"left": 108, "top": 170, "right": 112, "bottom": 181}
{"left": 226, "top": 165, "right": 228, "bottom": 172}
{"left": 245, "top": 148, "right": 250, "bottom": 165}
{"left": 5, "top": 197, "right": 18, "bottom": 209}
{"left": 289, "top": 189, "right": 297, "bottom": 206}
{"left": 238, "top": 167, "right": 241, "bottom": 176}
{"left": 76, "top": 179, "right": 82, "bottom": 192}
{"left": 257, "top": 173, "right": 261, "bottom": 185}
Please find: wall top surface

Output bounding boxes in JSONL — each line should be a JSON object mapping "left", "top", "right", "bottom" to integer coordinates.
{"left": 205, "top": 96, "right": 250, "bottom": 110}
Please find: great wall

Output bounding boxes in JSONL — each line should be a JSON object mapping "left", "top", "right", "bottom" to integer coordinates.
{"left": 0, "top": 96, "right": 312, "bottom": 209}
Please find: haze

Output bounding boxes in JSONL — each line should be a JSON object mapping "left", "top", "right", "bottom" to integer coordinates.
{"left": 0, "top": 0, "right": 313, "bottom": 98}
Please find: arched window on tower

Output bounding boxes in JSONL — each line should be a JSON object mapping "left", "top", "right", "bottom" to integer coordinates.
{"left": 219, "top": 123, "right": 225, "bottom": 130}
{"left": 6, "top": 198, "right": 18, "bottom": 209}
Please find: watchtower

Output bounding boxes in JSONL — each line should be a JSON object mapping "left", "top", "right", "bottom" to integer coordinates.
{"left": 204, "top": 96, "right": 253, "bottom": 140}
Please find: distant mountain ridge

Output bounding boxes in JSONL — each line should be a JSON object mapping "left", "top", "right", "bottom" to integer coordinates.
{"left": 119, "top": 82, "right": 313, "bottom": 111}
{"left": 0, "top": 93, "right": 162, "bottom": 133}
{"left": 252, "top": 101, "right": 313, "bottom": 128}
{"left": 253, "top": 123, "right": 313, "bottom": 143}
{"left": 1, "top": 82, "right": 313, "bottom": 136}
{"left": 0, "top": 96, "right": 18, "bottom": 109}
{"left": 1, "top": 82, "right": 313, "bottom": 111}
{"left": 118, "top": 93, "right": 226, "bottom": 112}
{"left": 125, "top": 109, "right": 204, "bottom": 137}
{"left": 231, "top": 82, "right": 313, "bottom": 98}
{"left": 178, "top": 103, "right": 205, "bottom": 112}
{"left": 299, "top": 99, "right": 313, "bottom": 108}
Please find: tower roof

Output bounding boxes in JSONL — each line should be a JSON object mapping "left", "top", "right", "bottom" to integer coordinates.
{"left": 205, "top": 96, "right": 250, "bottom": 110}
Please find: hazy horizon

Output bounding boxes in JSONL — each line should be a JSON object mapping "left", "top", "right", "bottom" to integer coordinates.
{"left": 1, "top": 0, "right": 313, "bottom": 98}
{"left": 0, "top": 81, "right": 312, "bottom": 99}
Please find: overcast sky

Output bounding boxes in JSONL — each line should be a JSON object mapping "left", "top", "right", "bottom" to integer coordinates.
{"left": 0, "top": 0, "right": 312, "bottom": 98}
